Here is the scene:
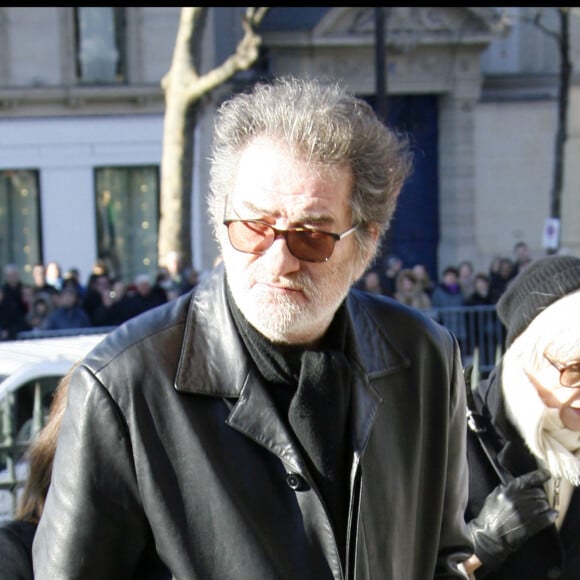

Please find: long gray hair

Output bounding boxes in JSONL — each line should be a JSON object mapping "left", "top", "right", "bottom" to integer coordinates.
{"left": 207, "top": 75, "right": 413, "bottom": 263}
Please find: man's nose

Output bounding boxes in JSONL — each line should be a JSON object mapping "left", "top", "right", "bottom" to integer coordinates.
{"left": 264, "top": 236, "right": 301, "bottom": 275}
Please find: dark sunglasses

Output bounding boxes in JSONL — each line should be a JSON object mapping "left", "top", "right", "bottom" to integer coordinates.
{"left": 545, "top": 355, "right": 580, "bottom": 389}
{"left": 223, "top": 219, "right": 359, "bottom": 263}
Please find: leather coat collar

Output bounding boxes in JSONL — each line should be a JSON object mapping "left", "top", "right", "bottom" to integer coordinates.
{"left": 174, "top": 264, "right": 410, "bottom": 398}
{"left": 173, "top": 265, "right": 411, "bottom": 460}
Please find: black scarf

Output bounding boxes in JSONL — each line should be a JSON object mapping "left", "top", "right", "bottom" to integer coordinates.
{"left": 226, "top": 283, "right": 352, "bottom": 558}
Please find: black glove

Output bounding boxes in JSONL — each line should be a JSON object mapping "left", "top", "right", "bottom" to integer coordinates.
{"left": 468, "top": 468, "right": 558, "bottom": 571}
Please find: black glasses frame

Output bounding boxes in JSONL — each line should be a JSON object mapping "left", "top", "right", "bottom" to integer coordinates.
{"left": 223, "top": 218, "right": 358, "bottom": 263}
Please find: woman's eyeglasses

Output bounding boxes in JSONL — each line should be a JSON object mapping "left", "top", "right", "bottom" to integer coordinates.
{"left": 223, "top": 219, "right": 359, "bottom": 263}
{"left": 545, "top": 355, "right": 580, "bottom": 389}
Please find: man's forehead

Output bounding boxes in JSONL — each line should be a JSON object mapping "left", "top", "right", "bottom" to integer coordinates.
{"left": 231, "top": 189, "right": 345, "bottom": 220}
{"left": 230, "top": 138, "right": 353, "bottom": 218}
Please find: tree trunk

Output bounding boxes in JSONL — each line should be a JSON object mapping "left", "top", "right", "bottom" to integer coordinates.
{"left": 159, "top": 97, "right": 196, "bottom": 267}
{"left": 549, "top": 9, "right": 570, "bottom": 253}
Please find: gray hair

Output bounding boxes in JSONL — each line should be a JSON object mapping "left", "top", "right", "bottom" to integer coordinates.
{"left": 134, "top": 273, "right": 151, "bottom": 287}
{"left": 207, "top": 76, "right": 413, "bottom": 262}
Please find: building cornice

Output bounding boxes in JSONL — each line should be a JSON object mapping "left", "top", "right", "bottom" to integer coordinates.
{"left": 0, "top": 84, "right": 165, "bottom": 117}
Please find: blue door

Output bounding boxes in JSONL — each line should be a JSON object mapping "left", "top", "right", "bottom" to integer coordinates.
{"left": 366, "top": 95, "right": 439, "bottom": 281}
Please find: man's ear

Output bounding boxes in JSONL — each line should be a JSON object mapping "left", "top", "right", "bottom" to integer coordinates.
{"left": 367, "top": 224, "right": 380, "bottom": 244}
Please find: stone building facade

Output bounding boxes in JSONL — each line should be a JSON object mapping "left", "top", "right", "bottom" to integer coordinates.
{"left": 0, "top": 7, "right": 577, "bottom": 284}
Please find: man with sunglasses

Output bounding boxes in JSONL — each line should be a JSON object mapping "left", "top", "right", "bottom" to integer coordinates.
{"left": 464, "top": 255, "right": 580, "bottom": 579}
{"left": 33, "top": 76, "right": 473, "bottom": 579}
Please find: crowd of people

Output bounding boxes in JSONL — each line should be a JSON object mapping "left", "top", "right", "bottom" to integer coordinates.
{"left": 358, "top": 240, "right": 534, "bottom": 312}
{"left": 0, "top": 252, "right": 200, "bottom": 340}
{"left": 0, "top": 241, "right": 535, "bottom": 342}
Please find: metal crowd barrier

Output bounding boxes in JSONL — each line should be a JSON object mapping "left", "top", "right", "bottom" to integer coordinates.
{"left": 16, "top": 326, "right": 117, "bottom": 340}
{"left": 426, "top": 304, "right": 505, "bottom": 376}
{"left": 1, "top": 327, "right": 116, "bottom": 521}
{"left": 0, "top": 382, "right": 44, "bottom": 521}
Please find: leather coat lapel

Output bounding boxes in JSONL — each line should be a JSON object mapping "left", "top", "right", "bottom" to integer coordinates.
{"left": 175, "top": 264, "right": 249, "bottom": 397}
{"left": 226, "top": 368, "right": 310, "bottom": 474}
{"left": 174, "top": 267, "right": 411, "bottom": 463}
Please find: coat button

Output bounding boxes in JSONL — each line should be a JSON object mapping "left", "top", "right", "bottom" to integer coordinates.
{"left": 286, "top": 473, "right": 303, "bottom": 490}
{"left": 546, "top": 566, "right": 561, "bottom": 579}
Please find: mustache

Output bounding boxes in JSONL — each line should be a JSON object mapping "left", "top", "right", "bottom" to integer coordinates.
{"left": 255, "top": 271, "right": 315, "bottom": 294}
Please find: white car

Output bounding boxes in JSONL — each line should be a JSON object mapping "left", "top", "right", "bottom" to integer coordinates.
{"left": 0, "top": 332, "right": 107, "bottom": 522}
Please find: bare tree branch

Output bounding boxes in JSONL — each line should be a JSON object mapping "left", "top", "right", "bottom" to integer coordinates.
{"left": 530, "top": 8, "right": 560, "bottom": 42}
{"left": 246, "top": 6, "right": 269, "bottom": 25}
{"left": 183, "top": 7, "right": 269, "bottom": 102}
{"left": 161, "top": 7, "right": 205, "bottom": 92}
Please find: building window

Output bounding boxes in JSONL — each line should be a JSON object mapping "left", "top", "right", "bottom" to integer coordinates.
{"left": 75, "top": 7, "right": 126, "bottom": 84}
{"left": 95, "top": 166, "right": 159, "bottom": 283}
{"left": 0, "top": 170, "right": 42, "bottom": 285}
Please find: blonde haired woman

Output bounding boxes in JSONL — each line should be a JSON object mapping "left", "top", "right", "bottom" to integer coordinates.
{"left": 464, "top": 255, "right": 580, "bottom": 579}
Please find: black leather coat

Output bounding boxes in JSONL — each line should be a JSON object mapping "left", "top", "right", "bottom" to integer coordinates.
{"left": 466, "top": 366, "right": 580, "bottom": 579}
{"left": 0, "top": 520, "right": 36, "bottom": 580}
{"left": 33, "top": 266, "right": 472, "bottom": 579}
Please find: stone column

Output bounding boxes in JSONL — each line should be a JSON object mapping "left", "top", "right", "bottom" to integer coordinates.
{"left": 437, "top": 52, "right": 482, "bottom": 274}
{"left": 561, "top": 85, "right": 580, "bottom": 255}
